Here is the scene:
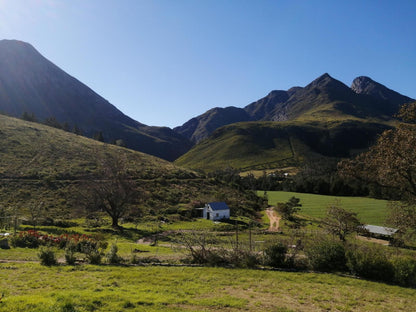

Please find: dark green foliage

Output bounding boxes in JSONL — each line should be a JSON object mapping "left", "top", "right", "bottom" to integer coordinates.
{"left": 391, "top": 256, "right": 416, "bottom": 287}
{"left": 43, "top": 116, "right": 63, "bottom": 129}
{"left": 38, "top": 247, "right": 57, "bottom": 266}
{"left": 263, "top": 241, "right": 288, "bottom": 268}
{"left": 305, "top": 237, "right": 346, "bottom": 272}
{"left": 84, "top": 245, "right": 102, "bottom": 265}
{"left": 106, "top": 242, "right": 122, "bottom": 264}
{"left": 21, "top": 111, "right": 37, "bottom": 122}
{"left": 346, "top": 244, "right": 394, "bottom": 283}
{"left": 64, "top": 240, "right": 77, "bottom": 265}
{"left": 323, "top": 204, "right": 361, "bottom": 241}
{"left": 93, "top": 131, "right": 104, "bottom": 142}
{"left": 9, "top": 231, "right": 40, "bottom": 248}
{"left": 276, "top": 197, "right": 301, "bottom": 221}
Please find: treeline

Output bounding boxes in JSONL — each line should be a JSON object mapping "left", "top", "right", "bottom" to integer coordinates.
{"left": 207, "top": 159, "right": 396, "bottom": 200}
{"left": 20, "top": 111, "right": 125, "bottom": 146}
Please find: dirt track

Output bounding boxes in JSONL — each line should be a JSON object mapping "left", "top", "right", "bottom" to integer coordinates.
{"left": 265, "top": 208, "right": 281, "bottom": 232}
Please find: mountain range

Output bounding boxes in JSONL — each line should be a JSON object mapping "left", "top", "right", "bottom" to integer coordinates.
{"left": 0, "top": 39, "right": 414, "bottom": 171}
{"left": 174, "top": 73, "right": 413, "bottom": 144}
{"left": 174, "top": 74, "right": 413, "bottom": 171}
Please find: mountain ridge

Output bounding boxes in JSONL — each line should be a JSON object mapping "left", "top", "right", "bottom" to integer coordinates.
{"left": 174, "top": 73, "right": 413, "bottom": 143}
{"left": 0, "top": 39, "right": 192, "bottom": 161}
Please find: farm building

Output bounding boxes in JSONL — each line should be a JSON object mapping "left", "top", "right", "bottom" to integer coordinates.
{"left": 361, "top": 225, "right": 398, "bottom": 239}
{"left": 202, "top": 202, "right": 230, "bottom": 221}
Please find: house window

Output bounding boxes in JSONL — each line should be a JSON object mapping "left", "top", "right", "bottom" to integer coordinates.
{"left": 216, "top": 213, "right": 219, "bottom": 217}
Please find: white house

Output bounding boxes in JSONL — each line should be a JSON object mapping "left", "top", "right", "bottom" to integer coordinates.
{"left": 203, "top": 202, "right": 230, "bottom": 221}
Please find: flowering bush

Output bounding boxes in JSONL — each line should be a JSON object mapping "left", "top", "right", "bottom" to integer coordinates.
{"left": 9, "top": 230, "right": 99, "bottom": 251}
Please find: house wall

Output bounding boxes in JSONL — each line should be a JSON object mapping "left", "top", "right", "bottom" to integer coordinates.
{"left": 202, "top": 204, "right": 230, "bottom": 221}
{"left": 210, "top": 209, "right": 229, "bottom": 220}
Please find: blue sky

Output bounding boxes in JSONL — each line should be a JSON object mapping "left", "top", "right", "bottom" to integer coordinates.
{"left": 0, "top": 0, "right": 415, "bottom": 128}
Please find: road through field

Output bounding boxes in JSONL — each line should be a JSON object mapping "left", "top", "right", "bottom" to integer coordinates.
{"left": 266, "top": 208, "right": 281, "bottom": 232}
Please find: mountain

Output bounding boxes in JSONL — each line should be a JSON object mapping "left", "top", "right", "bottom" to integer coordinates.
{"left": 175, "top": 73, "right": 414, "bottom": 171}
{"left": 351, "top": 76, "right": 414, "bottom": 111}
{"left": 175, "top": 73, "right": 413, "bottom": 143}
{"left": 0, "top": 39, "right": 191, "bottom": 161}
{"left": 174, "top": 120, "right": 391, "bottom": 171}
{"left": 0, "top": 114, "right": 263, "bottom": 218}
{"left": 174, "top": 106, "right": 252, "bottom": 143}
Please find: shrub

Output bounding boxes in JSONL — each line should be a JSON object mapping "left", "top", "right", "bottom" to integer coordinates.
{"left": 264, "top": 241, "right": 288, "bottom": 268}
{"left": 9, "top": 230, "right": 40, "bottom": 248}
{"left": 391, "top": 256, "right": 416, "bottom": 287}
{"left": 38, "top": 247, "right": 57, "bottom": 266}
{"left": 84, "top": 246, "right": 102, "bottom": 265}
{"left": 228, "top": 248, "right": 260, "bottom": 268}
{"left": 106, "top": 242, "right": 122, "bottom": 264}
{"left": 346, "top": 244, "right": 394, "bottom": 283}
{"left": 305, "top": 237, "right": 346, "bottom": 272}
{"left": 64, "top": 240, "right": 77, "bottom": 265}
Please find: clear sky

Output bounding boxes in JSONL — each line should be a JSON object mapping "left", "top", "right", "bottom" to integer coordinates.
{"left": 0, "top": 0, "right": 415, "bottom": 128}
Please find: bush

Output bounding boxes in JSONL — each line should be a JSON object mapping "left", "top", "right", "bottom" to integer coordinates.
{"left": 346, "top": 244, "right": 394, "bottom": 283}
{"left": 64, "top": 240, "right": 77, "bottom": 265}
{"left": 264, "top": 241, "right": 288, "bottom": 268}
{"left": 228, "top": 249, "right": 260, "bottom": 268}
{"left": 38, "top": 247, "right": 57, "bottom": 266}
{"left": 9, "top": 231, "right": 40, "bottom": 248}
{"left": 305, "top": 237, "right": 346, "bottom": 272}
{"left": 391, "top": 256, "right": 416, "bottom": 287}
{"left": 84, "top": 246, "right": 102, "bottom": 265}
{"left": 106, "top": 242, "right": 122, "bottom": 264}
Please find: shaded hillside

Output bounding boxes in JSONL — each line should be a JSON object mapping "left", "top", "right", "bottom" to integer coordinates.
{"left": 0, "top": 39, "right": 191, "bottom": 161}
{"left": 0, "top": 114, "right": 264, "bottom": 219}
{"left": 174, "top": 120, "right": 391, "bottom": 171}
{"left": 174, "top": 106, "right": 252, "bottom": 143}
{"left": 351, "top": 76, "right": 414, "bottom": 111}
{"left": 174, "top": 73, "right": 413, "bottom": 142}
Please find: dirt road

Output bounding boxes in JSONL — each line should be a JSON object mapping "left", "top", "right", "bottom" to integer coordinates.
{"left": 265, "top": 208, "right": 281, "bottom": 232}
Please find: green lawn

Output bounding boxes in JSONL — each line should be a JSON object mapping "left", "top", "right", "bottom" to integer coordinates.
{"left": 262, "top": 191, "right": 389, "bottom": 225}
{"left": 1, "top": 263, "right": 416, "bottom": 312}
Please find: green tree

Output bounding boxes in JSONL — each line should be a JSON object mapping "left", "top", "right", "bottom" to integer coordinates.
{"left": 322, "top": 202, "right": 361, "bottom": 241}
{"left": 21, "top": 111, "right": 37, "bottom": 122}
{"left": 339, "top": 102, "right": 416, "bottom": 239}
{"left": 339, "top": 102, "right": 416, "bottom": 202}
{"left": 43, "top": 116, "right": 62, "bottom": 129}
{"left": 276, "top": 196, "right": 301, "bottom": 221}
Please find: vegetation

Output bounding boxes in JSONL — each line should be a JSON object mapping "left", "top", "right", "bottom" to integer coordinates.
{"left": 1, "top": 263, "right": 416, "bottom": 312}
{"left": 276, "top": 196, "right": 302, "bottom": 221}
{"left": 262, "top": 191, "right": 388, "bottom": 225}
{"left": 339, "top": 102, "right": 416, "bottom": 240}
{"left": 0, "top": 114, "right": 265, "bottom": 225}
{"left": 175, "top": 119, "right": 390, "bottom": 172}
{"left": 322, "top": 203, "right": 361, "bottom": 241}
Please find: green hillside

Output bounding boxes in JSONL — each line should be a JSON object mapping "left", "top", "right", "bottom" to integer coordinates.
{"left": 175, "top": 119, "right": 391, "bottom": 172}
{"left": 0, "top": 114, "right": 263, "bottom": 220}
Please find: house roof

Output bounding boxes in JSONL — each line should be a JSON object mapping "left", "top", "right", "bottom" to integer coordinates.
{"left": 362, "top": 225, "right": 398, "bottom": 236}
{"left": 207, "top": 202, "right": 229, "bottom": 211}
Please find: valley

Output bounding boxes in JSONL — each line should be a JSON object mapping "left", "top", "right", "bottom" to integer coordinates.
{"left": 1, "top": 37, "right": 416, "bottom": 312}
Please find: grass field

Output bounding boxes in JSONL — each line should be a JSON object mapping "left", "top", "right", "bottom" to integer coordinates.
{"left": 1, "top": 263, "right": 416, "bottom": 312}
{"left": 262, "top": 191, "right": 389, "bottom": 225}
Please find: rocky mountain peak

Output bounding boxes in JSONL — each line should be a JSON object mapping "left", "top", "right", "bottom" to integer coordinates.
{"left": 351, "top": 76, "right": 377, "bottom": 94}
{"left": 351, "top": 76, "right": 414, "bottom": 109}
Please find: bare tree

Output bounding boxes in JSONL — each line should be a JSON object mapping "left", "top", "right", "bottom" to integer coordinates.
{"left": 80, "top": 151, "right": 140, "bottom": 229}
